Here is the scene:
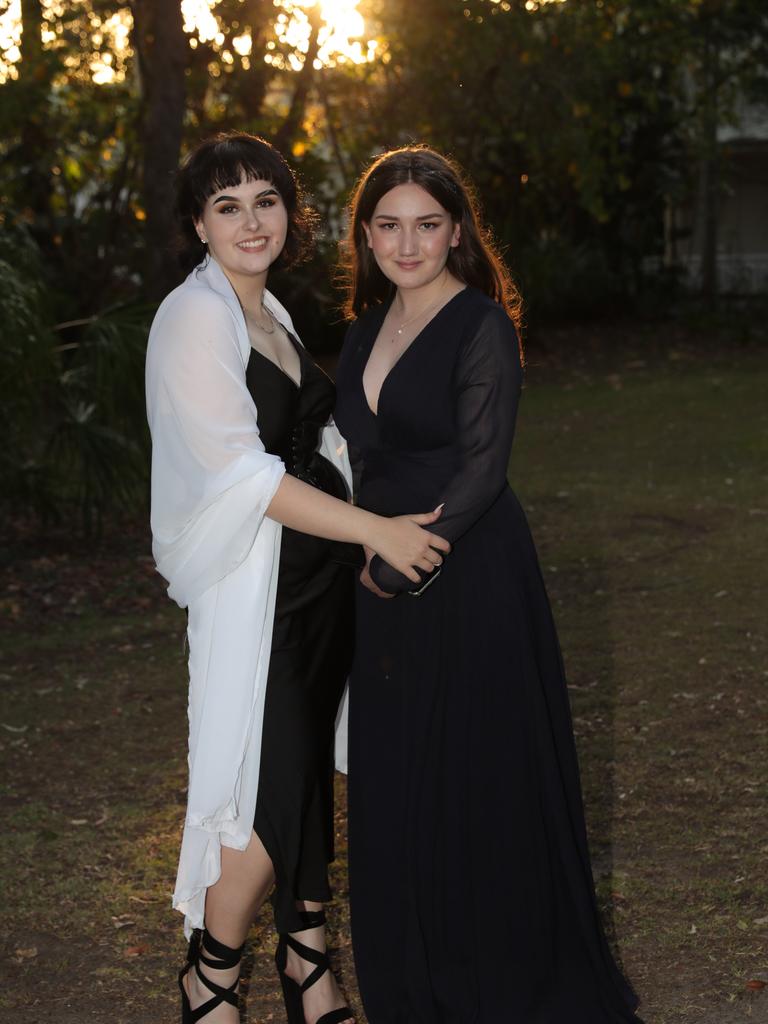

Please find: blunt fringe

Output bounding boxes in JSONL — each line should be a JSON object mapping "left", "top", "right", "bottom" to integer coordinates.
{"left": 339, "top": 145, "right": 523, "bottom": 339}
{"left": 174, "top": 131, "right": 318, "bottom": 274}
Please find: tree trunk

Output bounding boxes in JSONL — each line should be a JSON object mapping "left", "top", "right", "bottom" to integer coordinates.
{"left": 132, "top": 0, "right": 188, "bottom": 300}
{"left": 316, "top": 75, "right": 351, "bottom": 189}
{"left": 698, "top": 24, "right": 720, "bottom": 308}
{"left": 236, "top": 0, "right": 273, "bottom": 121}
{"left": 273, "top": 4, "right": 322, "bottom": 153}
{"left": 18, "top": 0, "right": 54, "bottom": 244}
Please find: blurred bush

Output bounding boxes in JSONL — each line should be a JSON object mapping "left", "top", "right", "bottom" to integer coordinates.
{"left": 0, "top": 215, "right": 153, "bottom": 534}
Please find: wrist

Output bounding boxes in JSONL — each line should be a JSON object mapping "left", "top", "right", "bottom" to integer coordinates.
{"left": 358, "top": 510, "right": 382, "bottom": 552}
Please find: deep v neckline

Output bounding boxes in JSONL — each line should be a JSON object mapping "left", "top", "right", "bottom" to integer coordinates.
{"left": 249, "top": 331, "right": 304, "bottom": 390}
{"left": 362, "top": 287, "right": 468, "bottom": 418}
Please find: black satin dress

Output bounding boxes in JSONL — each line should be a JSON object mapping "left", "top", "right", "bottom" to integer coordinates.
{"left": 247, "top": 331, "right": 354, "bottom": 935}
{"left": 334, "top": 287, "right": 642, "bottom": 1023}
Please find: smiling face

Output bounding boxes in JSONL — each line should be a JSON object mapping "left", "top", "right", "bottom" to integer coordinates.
{"left": 195, "top": 175, "right": 288, "bottom": 289}
{"left": 363, "top": 182, "right": 460, "bottom": 292}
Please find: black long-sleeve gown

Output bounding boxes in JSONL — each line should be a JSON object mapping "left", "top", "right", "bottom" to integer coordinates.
{"left": 333, "top": 287, "right": 642, "bottom": 1024}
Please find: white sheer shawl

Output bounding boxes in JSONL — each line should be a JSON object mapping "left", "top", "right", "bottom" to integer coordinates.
{"left": 145, "top": 256, "right": 351, "bottom": 937}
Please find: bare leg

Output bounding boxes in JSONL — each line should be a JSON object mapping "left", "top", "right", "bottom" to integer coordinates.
{"left": 183, "top": 829, "right": 275, "bottom": 1023}
{"left": 284, "top": 899, "right": 354, "bottom": 1024}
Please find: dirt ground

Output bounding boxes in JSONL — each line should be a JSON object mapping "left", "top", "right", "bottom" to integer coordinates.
{"left": 1, "top": 325, "right": 767, "bottom": 1023}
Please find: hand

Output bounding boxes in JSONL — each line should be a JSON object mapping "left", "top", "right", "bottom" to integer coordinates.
{"left": 359, "top": 547, "right": 394, "bottom": 599}
{"left": 368, "top": 506, "right": 450, "bottom": 585}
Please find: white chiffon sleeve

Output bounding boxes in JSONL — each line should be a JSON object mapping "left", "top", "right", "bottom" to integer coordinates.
{"left": 146, "top": 287, "right": 286, "bottom": 608}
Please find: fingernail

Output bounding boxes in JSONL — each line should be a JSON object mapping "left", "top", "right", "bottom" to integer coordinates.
{"left": 434, "top": 503, "right": 445, "bottom": 512}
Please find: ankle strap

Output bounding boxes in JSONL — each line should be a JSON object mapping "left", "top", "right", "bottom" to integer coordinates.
{"left": 293, "top": 908, "right": 326, "bottom": 931}
{"left": 284, "top": 932, "right": 329, "bottom": 992}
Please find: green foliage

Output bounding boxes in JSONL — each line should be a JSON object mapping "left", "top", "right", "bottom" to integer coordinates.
{"left": 339, "top": 0, "right": 767, "bottom": 317}
{"left": 0, "top": 216, "right": 58, "bottom": 519}
{"left": 516, "top": 238, "right": 625, "bottom": 321}
{"left": 0, "top": 211, "right": 152, "bottom": 533}
{"left": 45, "top": 301, "right": 153, "bottom": 533}
{"left": 0, "top": 0, "right": 766, "bottom": 527}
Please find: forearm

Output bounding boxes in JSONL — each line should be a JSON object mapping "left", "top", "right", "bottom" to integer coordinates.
{"left": 266, "top": 472, "right": 379, "bottom": 547}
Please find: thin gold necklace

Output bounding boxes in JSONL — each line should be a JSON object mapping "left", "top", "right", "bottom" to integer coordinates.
{"left": 390, "top": 281, "right": 448, "bottom": 342}
{"left": 244, "top": 302, "right": 277, "bottom": 335}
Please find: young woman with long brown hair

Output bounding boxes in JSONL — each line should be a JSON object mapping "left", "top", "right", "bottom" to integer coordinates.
{"left": 333, "top": 146, "right": 643, "bottom": 1023}
{"left": 145, "top": 133, "right": 449, "bottom": 1024}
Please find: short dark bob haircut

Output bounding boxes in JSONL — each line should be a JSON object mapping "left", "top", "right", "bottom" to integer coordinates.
{"left": 340, "top": 145, "right": 522, "bottom": 338}
{"left": 175, "top": 131, "right": 318, "bottom": 274}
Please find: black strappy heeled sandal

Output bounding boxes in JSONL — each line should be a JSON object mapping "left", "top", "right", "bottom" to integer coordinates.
{"left": 275, "top": 909, "right": 354, "bottom": 1024}
{"left": 178, "top": 927, "right": 244, "bottom": 1023}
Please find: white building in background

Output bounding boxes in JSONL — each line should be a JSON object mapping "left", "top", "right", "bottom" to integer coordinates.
{"left": 665, "top": 99, "right": 768, "bottom": 295}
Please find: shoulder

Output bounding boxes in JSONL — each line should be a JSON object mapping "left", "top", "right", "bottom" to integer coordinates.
{"left": 148, "top": 279, "right": 239, "bottom": 363}
{"left": 460, "top": 288, "right": 519, "bottom": 348}
{"left": 152, "top": 279, "right": 234, "bottom": 333}
{"left": 350, "top": 301, "right": 388, "bottom": 339}
{"left": 340, "top": 316, "right": 361, "bottom": 350}
{"left": 455, "top": 289, "right": 522, "bottom": 380}
{"left": 460, "top": 287, "right": 515, "bottom": 332}
{"left": 338, "top": 302, "right": 384, "bottom": 361}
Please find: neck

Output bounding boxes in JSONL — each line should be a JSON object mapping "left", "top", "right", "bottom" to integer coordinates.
{"left": 215, "top": 260, "right": 268, "bottom": 315}
{"left": 393, "top": 268, "right": 452, "bottom": 319}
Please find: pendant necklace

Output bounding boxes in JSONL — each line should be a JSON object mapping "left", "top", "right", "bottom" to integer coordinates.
{"left": 391, "top": 282, "right": 448, "bottom": 342}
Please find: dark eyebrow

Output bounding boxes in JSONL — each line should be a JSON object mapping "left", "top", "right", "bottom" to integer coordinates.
{"left": 373, "top": 211, "right": 446, "bottom": 221}
{"left": 212, "top": 187, "right": 279, "bottom": 205}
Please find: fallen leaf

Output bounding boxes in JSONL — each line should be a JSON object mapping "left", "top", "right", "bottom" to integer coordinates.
{"left": 13, "top": 947, "right": 38, "bottom": 962}
{"left": 746, "top": 980, "right": 766, "bottom": 990}
{"left": 69, "top": 818, "right": 88, "bottom": 826}
{"left": 111, "top": 915, "right": 136, "bottom": 930}
{"left": 124, "top": 945, "right": 148, "bottom": 958}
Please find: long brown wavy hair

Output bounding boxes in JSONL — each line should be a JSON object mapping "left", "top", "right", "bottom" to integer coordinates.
{"left": 339, "top": 145, "right": 523, "bottom": 339}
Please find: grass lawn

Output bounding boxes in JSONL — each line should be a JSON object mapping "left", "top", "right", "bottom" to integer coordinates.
{"left": 1, "top": 327, "right": 766, "bottom": 1023}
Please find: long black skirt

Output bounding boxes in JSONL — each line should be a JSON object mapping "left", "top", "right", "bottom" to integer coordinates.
{"left": 348, "top": 489, "right": 642, "bottom": 1023}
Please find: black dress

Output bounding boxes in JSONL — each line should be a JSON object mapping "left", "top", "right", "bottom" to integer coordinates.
{"left": 333, "top": 287, "right": 642, "bottom": 1023}
{"left": 246, "top": 332, "right": 354, "bottom": 935}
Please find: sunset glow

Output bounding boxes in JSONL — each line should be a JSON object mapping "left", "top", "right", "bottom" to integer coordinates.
{"left": 0, "top": 0, "right": 21, "bottom": 81}
{"left": 182, "top": 0, "right": 374, "bottom": 71}
{"left": 280, "top": 0, "right": 376, "bottom": 69}
{"left": 0, "top": 0, "right": 374, "bottom": 84}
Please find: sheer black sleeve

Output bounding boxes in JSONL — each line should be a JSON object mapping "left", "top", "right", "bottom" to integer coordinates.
{"left": 370, "top": 304, "right": 523, "bottom": 595}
